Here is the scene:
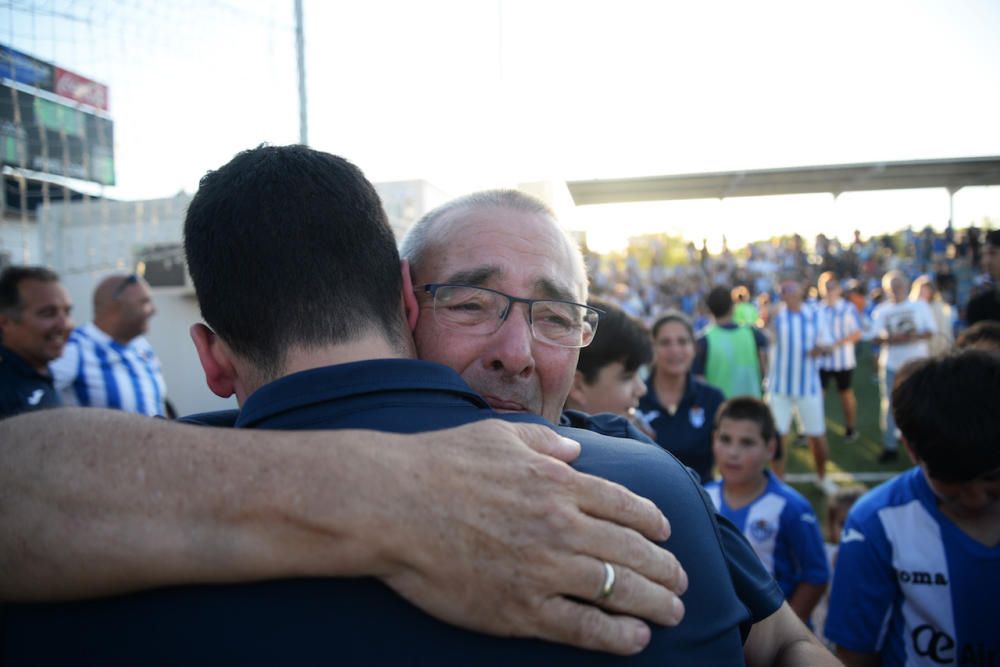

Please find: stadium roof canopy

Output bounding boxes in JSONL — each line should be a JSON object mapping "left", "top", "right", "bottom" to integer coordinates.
{"left": 566, "top": 156, "right": 1000, "bottom": 206}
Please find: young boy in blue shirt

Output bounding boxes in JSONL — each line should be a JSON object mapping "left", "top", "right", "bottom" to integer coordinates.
{"left": 706, "top": 397, "right": 830, "bottom": 624}
{"left": 825, "top": 350, "right": 1000, "bottom": 666}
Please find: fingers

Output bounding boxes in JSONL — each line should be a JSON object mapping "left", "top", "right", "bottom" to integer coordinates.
{"left": 510, "top": 421, "right": 581, "bottom": 463}
{"left": 557, "top": 554, "right": 685, "bottom": 628}
{"left": 571, "top": 470, "right": 670, "bottom": 543}
{"left": 536, "top": 596, "right": 652, "bottom": 656}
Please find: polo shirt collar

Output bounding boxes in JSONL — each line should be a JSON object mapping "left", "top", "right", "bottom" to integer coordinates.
{"left": 236, "top": 358, "right": 488, "bottom": 428}
{"left": 0, "top": 344, "right": 51, "bottom": 381}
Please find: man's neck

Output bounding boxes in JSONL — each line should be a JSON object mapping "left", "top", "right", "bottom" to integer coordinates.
{"left": 92, "top": 318, "right": 132, "bottom": 345}
{"left": 237, "top": 336, "right": 415, "bottom": 404}
{"left": 723, "top": 471, "right": 769, "bottom": 509}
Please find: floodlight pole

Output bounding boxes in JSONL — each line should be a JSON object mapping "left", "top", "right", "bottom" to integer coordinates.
{"left": 295, "top": 0, "right": 308, "bottom": 145}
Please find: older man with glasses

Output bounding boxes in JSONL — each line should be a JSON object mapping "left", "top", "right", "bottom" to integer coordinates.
{"left": 49, "top": 271, "right": 167, "bottom": 417}
{"left": 401, "top": 190, "right": 835, "bottom": 665}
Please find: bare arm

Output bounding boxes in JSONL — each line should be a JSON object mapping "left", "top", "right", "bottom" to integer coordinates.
{"left": 787, "top": 581, "right": 827, "bottom": 622}
{"left": 0, "top": 409, "right": 685, "bottom": 655}
{"left": 744, "top": 602, "right": 842, "bottom": 667}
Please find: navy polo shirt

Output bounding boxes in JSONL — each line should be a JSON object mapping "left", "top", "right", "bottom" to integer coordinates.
{"left": 4, "top": 359, "right": 781, "bottom": 665}
{"left": 636, "top": 373, "right": 725, "bottom": 483}
{"left": 0, "top": 344, "right": 62, "bottom": 420}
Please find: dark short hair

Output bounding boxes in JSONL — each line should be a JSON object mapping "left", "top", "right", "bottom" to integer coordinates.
{"left": 892, "top": 350, "right": 1000, "bottom": 482}
{"left": 986, "top": 229, "right": 1000, "bottom": 247}
{"left": 706, "top": 286, "right": 733, "bottom": 318}
{"left": 956, "top": 321, "right": 1000, "bottom": 351}
{"left": 651, "top": 310, "right": 695, "bottom": 340}
{"left": 0, "top": 265, "right": 61, "bottom": 316}
{"left": 576, "top": 299, "right": 651, "bottom": 383}
{"left": 714, "top": 396, "right": 776, "bottom": 444}
{"left": 183, "top": 145, "right": 403, "bottom": 379}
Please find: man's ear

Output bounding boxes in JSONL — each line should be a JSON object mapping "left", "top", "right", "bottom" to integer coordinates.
{"left": 566, "top": 370, "right": 590, "bottom": 412}
{"left": 400, "top": 259, "right": 420, "bottom": 332}
{"left": 189, "top": 323, "right": 238, "bottom": 398}
{"left": 766, "top": 434, "right": 778, "bottom": 459}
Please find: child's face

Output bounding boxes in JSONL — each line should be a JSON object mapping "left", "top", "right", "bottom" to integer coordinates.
{"left": 712, "top": 417, "right": 774, "bottom": 486}
{"left": 574, "top": 361, "right": 647, "bottom": 417}
{"left": 921, "top": 464, "right": 1000, "bottom": 521}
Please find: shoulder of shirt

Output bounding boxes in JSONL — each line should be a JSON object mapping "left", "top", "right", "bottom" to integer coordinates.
{"left": 846, "top": 469, "right": 919, "bottom": 525}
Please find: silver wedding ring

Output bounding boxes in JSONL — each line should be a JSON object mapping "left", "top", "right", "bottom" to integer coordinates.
{"left": 597, "top": 561, "right": 616, "bottom": 601}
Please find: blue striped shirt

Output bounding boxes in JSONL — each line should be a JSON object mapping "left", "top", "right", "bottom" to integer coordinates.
{"left": 50, "top": 322, "right": 167, "bottom": 417}
{"left": 818, "top": 298, "right": 861, "bottom": 371}
{"left": 767, "top": 304, "right": 831, "bottom": 397}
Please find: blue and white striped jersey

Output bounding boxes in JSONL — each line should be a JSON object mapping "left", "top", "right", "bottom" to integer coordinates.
{"left": 767, "top": 304, "right": 832, "bottom": 397}
{"left": 825, "top": 468, "right": 1000, "bottom": 665}
{"left": 50, "top": 321, "right": 167, "bottom": 417}
{"left": 818, "top": 298, "right": 861, "bottom": 371}
{"left": 706, "top": 471, "right": 829, "bottom": 602}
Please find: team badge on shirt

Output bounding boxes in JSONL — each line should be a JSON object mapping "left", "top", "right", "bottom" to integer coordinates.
{"left": 749, "top": 518, "right": 777, "bottom": 542}
{"left": 689, "top": 406, "right": 705, "bottom": 428}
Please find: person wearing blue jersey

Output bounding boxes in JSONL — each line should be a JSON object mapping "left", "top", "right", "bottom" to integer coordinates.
{"left": 706, "top": 397, "right": 830, "bottom": 624}
{"left": 816, "top": 272, "right": 862, "bottom": 443}
{"left": 765, "top": 280, "right": 833, "bottom": 482}
{"left": 4, "top": 146, "right": 837, "bottom": 665}
{"left": 49, "top": 272, "right": 168, "bottom": 417}
{"left": 825, "top": 350, "right": 1000, "bottom": 666}
{"left": 0, "top": 266, "right": 73, "bottom": 419}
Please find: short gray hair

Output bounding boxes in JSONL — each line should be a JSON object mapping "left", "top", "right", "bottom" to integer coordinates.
{"left": 400, "top": 189, "right": 588, "bottom": 298}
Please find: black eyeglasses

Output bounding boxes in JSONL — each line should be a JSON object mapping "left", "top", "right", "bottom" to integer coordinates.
{"left": 416, "top": 283, "right": 603, "bottom": 349}
{"left": 112, "top": 273, "right": 139, "bottom": 300}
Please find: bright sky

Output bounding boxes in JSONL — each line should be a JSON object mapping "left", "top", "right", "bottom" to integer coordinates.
{"left": 5, "top": 0, "right": 1000, "bottom": 252}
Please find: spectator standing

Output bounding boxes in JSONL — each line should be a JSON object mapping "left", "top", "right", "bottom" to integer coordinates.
{"left": 50, "top": 272, "right": 167, "bottom": 417}
{"left": 816, "top": 272, "right": 862, "bottom": 442}
{"left": 867, "top": 271, "right": 936, "bottom": 463}
{"left": 910, "top": 274, "right": 955, "bottom": 355}
{"left": 825, "top": 351, "right": 1000, "bottom": 666}
{"left": 765, "top": 280, "right": 833, "bottom": 484}
{"left": 706, "top": 397, "right": 830, "bottom": 625}
{"left": 0, "top": 266, "right": 73, "bottom": 419}
{"left": 965, "top": 229, "right": 1000, "bottom": 325}
{"left": 695, "top": 286, "right": 767, "bottom": 399}
{"left": 636, "top": 311, "right": 725, "bottom": 483}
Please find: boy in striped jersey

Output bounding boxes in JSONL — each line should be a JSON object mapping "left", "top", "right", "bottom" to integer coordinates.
{"left": 706, "top": 397, "right": 830, "bottom": 625}
{"left": 817, "top": 272, "right": 863, "bottom": 442}
{"left": 825, "top": 351, "right": 1000, "bottom": 666}
{"left": 765, "top": 280, "right": 833, "bottom": 482}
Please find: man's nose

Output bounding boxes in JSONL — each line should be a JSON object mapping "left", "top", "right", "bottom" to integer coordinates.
{"left": 487, "top": 304, "right": 535, "bottom": 377}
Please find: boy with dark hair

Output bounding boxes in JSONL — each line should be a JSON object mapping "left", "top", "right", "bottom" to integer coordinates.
{"left": 825, "top": 350, "right": 1000, "bottom": 666}
{"left": 706, "top": 397, "right": 830, "bottom": 624}
{"left": 565, "top": 298, "right": 651, "bottom": 420}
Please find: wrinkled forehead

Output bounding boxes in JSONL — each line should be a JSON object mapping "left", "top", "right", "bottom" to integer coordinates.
{"left": 419, "top": 205, "right": 587, "bottom": 301}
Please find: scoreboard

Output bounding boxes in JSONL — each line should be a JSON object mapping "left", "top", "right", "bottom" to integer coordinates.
{"left": 0, "top": 44, "right": 114, "bottom": 186}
